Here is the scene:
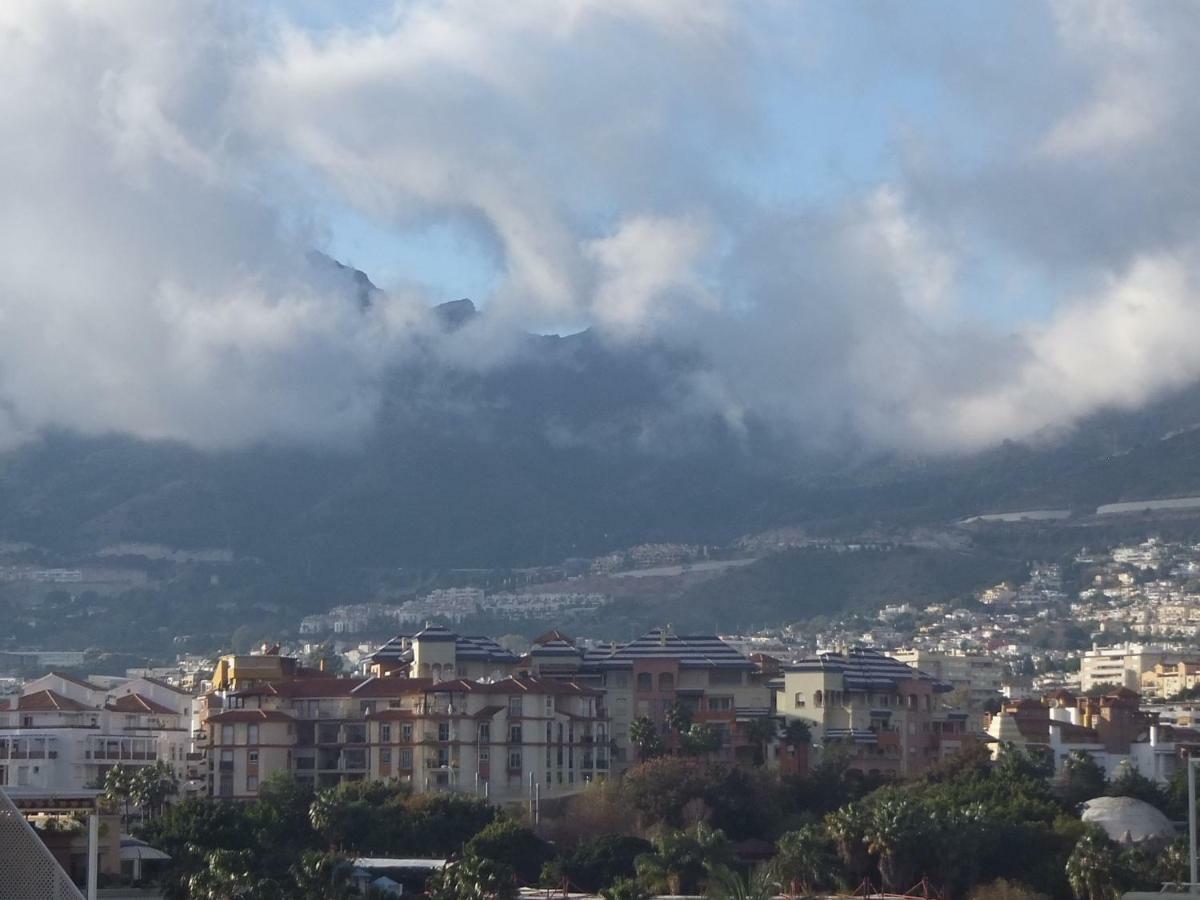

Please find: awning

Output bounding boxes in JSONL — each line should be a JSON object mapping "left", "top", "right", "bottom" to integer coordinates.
{"left": 119, "top": 837, "right": 170, "bottom": 862}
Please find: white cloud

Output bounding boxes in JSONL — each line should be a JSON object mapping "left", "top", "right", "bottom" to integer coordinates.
{"left": 2, "top": 0, "right": 1200, "bottom": 457}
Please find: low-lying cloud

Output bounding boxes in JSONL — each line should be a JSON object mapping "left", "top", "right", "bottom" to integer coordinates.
{"left": 2, "top": 0, "right": 1199, "bottom": 454}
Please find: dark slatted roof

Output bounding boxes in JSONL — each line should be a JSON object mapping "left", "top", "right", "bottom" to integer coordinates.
{"left": 784, "top": 647, "right": 950, "bottom": 692}
{"left": 369, "top": 632, "right": 517, "bottom": 664}
{"left": 586, "top": 629, "right": 754, "bottom": 670}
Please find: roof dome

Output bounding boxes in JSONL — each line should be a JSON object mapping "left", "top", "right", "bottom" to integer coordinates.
{"left": 1080, "top": 796, "right": 1175, "bottom": 845}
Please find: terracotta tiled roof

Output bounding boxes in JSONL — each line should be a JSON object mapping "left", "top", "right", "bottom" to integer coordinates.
{"left": 266, "top": 678, "right": 366, "bottom": 698}
{"left": 206, "top": 708, "right": 294, "bottom": 723}
{"left": 350, "top": 677, "right": 433, "bottom": 698}
{"left": 107, "top": 694, "right": 179, "bottom": 716}
{"left": 532, "top": 629, "right": 575, "bottom": 646}
{"left": 427, "top": 675, "right": 599, "bottom": 697}
{"left": 17, "top": 689, "right": 92, "bottom": 712}
{"left": 1014, "top": 716, "right": 1050, "bottom": 741}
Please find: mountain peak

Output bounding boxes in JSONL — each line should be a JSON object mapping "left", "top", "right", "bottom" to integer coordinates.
{"left": 434, "top": 298, "right": 477, "bottom": 330}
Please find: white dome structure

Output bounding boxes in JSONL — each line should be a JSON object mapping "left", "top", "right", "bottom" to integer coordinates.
{"left": 1080, "top": 796, "right": 1175, "bottom": 845}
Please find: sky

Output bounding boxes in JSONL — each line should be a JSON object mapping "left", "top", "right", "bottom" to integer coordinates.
{"left": 1, "top": 0, "right": 1199, "bottom": 453}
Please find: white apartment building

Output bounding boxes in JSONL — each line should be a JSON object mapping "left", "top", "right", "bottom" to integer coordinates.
{"left": 892, "top": 648, "right": 1004, "bottom": 727}
{"left": 1080, "top": 644, "right": 1182, "bottom": 692}
{"left": 0, "top": 672, "right": 193, "bottom": 791}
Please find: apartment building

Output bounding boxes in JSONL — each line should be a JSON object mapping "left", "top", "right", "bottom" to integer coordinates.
{"left": 202, "top": 673, "right": 606, "bottom": 803}
{"left": 0, "top": 672, "right": 192, "bottom": 791}
{"left": 986, "top": 687, "right": 1200, "bottom": 783}
{"left": 1140, "top": 660, "right": 1200, "bottom": 699}
{"left": 1079, "top": 643, "right": 1181, "bottom": 692}
{"left": 892, "top": 649, "right": 1004, "bottom": 728}
{"left": 775, "top": 647, "right": 965, "bottom": 777}
{"left": 367, "top": 625, "right": 518, "bottom": 682}
{"left": 201, "top": 625, "right": 785, "bottom": 799}
{"left": 515, "top": 628, "right": 778, "bottom": 768}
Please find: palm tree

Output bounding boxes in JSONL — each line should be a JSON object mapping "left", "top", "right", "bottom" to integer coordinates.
{"left": 635, "top": 822, "right": 734, "bottom": 895}
{"left": 664, "top": 701, "right": 694, "bottom": 736}
{"left": 290, "top": 851, "right": 353, "bottom": 900}
{"left": 1066, "top": 827, "right": 1120, "bottom": 900}
{"left": 132, "top": 761, "right": 179, "bottom": 822}
{"left": 679, "top": 723, "right": 721, "bottom": 757}
{"left": 102, "top": 764, "right": 136, "bottom": 829}
{"left": 600, "top": 878, "right": 650, "bottom": 900}
{"left": 862, "top": 796, "right": 926, "bottom": 891}
{"left": 308, "top": 788, "right": 350, "bottom": 850}
{"left": 706, "top": 864, "right": 780, "bottom": 900}
{"left": 629, "top": 716, "right": 664, "bottom": 762}
{"left": 427, "top": 852, "right": 517, "bottom": 900}
{"left": 743, "top": 717, "right": 778, "bottom": 766}
{"left": 187, "top": 847, "right": 283, "bottom": 899}
{"left": 824, "top": 805, "right": 868, "bottom": 878}
{"left": 782, "top": 719, "right": 812, "bottom": 747}
{"left": 773, "top": 824, "right": 837, "bottom": 896}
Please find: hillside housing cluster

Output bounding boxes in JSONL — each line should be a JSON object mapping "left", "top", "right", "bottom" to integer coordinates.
{"left": 7, "top": 621, "right": 1200, "bottom": 809}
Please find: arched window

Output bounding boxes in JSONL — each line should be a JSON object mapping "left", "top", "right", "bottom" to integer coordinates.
{"left": 794, "top": 691, "right": 806, "bottom": 709}
{"left": 813, "top": 690, "right": 823, "bottom": 707}
{"left": 657, "top": 672, "right": 675, "bottom": 692}
{"left": 636, "top": 672, "right": 653, "bottom": 692}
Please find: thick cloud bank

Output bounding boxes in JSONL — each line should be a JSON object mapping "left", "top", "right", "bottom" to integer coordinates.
{"left": 2, "top": 1, "right": 1199, "bottom": 452}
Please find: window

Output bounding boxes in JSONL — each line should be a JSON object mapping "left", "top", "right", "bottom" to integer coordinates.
{"left": 480, "top": 748, "right": 490, "bottom": 762}
{"left": 794, "top": 692, "right": 806, "bottom": 709}
{"left": 707, "top": 696, "right": 733, "bottom": 711}
{"left": 21, "top": 716, "right": 32, "bottom": 728}
{"left": 509, "top": 724, "right": 523, "bottom": 744}
{"left": 508, "top": 696, "right": 523, "bottom": 716}
{"left": 380, "top": 748, "right": 392, "bottom": 764}
{"left": 401, "top": 723, "right": 413, "bottom": 742}
{"left": 478, "top": 723, "right": 490, "bottom": 743}
{"left": 438, "top": 722, "right": 450, "bottom": 742}
{"left": 247, "top": 724, "right": 259, "bottom": 744}
{"left": 246, "top": 774, "right": 258, "bottom": 792}
{"left": 545, "top": 696, "right": 553, "bottom": 715}
{"left": 399, "top": 748, "right": 413, "bottom": 769}
{"left": 318, "top": 723, "right": 339, "bottom": 743}
{"left": 219, "top": 775, "right": 233, "bottom": 797}
{"left": 813, "top": 691, "right": 823, "bottom": 708}
{"left": 221, "top": 725, "right": 234, "bottom": 744}
{"left": 380, "top": 724, "right": 392, "bottom": 743}
{"left": 657, "top": 672, "right": 675, "bottom": 691}
{"left": 508, "top": 749, "right": 522, "bottom": 770}
{"left": 360, "top": 701, "right": 376, "bottom": 715}
{"left": 636, "top": 673, "right": 652, "bottom": 692}
{"left": 248, "top": 750, "right": 259, "bottom": 764}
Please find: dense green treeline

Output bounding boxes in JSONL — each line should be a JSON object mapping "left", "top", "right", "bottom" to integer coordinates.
{"left": 137, "top": 743, "right": 1193, "bottom": 899}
